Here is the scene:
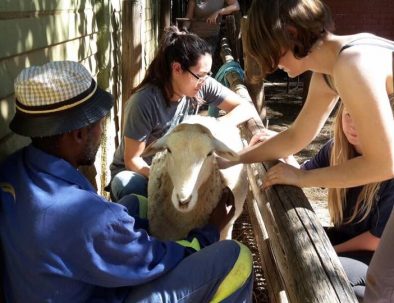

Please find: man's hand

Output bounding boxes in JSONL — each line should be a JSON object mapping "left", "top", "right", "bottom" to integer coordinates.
{"left": 208, "top": 187, "right": 235, "bottom": 231}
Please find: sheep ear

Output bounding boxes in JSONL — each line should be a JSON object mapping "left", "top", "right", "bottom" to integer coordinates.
{"left": 141, "top": 137, "right": 167, "bottom": 157}
{"left": 213, "top": 138, "right": 240, "bottom": 161}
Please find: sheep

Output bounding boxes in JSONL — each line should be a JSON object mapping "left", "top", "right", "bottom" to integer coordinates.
{"left": 141, "top": 115, "right": 248, "bottom": 241}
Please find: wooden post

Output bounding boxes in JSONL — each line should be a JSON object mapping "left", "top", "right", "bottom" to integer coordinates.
{"left": 122, "top": 0, "right": 143, "bottom": 131}
{"left": 219, "top": 37, "right": 263, "bottom": 130}
{"left": 224, "top": 15, "right": 239, "bottom": 61}
{"left": 159, "top": 0, "right": 171, "bottom": 39}
{"left": 241, "top": 16, "right": 265, "bottom": 119}
{"left": 245, "top": 157, "right": 359, "bottom": 303}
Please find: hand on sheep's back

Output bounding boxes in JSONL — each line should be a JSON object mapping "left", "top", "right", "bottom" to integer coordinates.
{"left": 208, "top": 187, "right": 235, "bottom": 231}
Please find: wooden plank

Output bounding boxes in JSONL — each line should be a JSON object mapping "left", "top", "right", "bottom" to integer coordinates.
{"left": 121, "top": 0, "right": 143, "bottom": 129}
{"left": 240, "top": 16, "right": 265, "bottom": 117}
{"left": 246, "top": 174, "right": 289, "bottom": 303}
{"left": 0, "top": 0, "right": 94, "bottom": 12}
{"left": 0, "top": 34, "right": 99, "bottom": 98}
{"left": 0, "top": 9, "right": 96, "bottom": 59}
{"left": 248, "top": 160, "right": 359, "bottom": 303}
{"left": 159, "top": 0, "right": 171, "bottom": 39}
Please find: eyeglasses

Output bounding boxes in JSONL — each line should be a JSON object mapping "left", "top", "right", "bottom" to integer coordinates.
{"left": 186, "top": 68, "right": 213, "bottom": 84}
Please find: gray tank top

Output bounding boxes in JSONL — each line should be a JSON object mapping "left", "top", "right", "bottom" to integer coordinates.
{"left": 322, "top": 36, "right": 394, "bottom": 104}
{"left": 190, "top": 0, "right": 225, "bottom": 38}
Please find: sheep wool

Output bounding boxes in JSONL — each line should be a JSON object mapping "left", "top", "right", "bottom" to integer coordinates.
{"left": 143, "top": 116, "right": 247, "bottom": 241}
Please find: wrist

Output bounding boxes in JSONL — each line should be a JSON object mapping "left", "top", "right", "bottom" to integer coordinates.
{"left": 218, "top": 8, "right": 224, "bottom": 16}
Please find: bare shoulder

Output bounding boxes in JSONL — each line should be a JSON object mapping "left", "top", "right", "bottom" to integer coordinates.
{"left": 334, "top": 43, "right": 392, "bottom": 80}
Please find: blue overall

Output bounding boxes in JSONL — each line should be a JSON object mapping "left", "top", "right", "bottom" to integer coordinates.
{"left": 0, "top": 145, "right": 253, "bottom": 302}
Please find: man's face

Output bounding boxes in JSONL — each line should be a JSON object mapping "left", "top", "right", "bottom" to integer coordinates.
{"left": 80, "top": 118, "right": 104, "bottom": 166}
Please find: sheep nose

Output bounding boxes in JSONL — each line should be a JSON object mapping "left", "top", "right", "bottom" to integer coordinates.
{"left": 177, "top": 194, "right": 191, "bottom": 205}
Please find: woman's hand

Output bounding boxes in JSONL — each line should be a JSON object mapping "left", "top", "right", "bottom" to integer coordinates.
{"left": 249, "top": 129, "right": 300, "bottom": 167}
{"left": 262, "top": 162, "right": 305, "bottom": 189}
{"left": 249, "top": 129, "right": 278, "bottom": 147}
{"left": 206, "top": 10, "right": 221, "bottom": 24}
{"left": 216, "top": 156, "right": 238, "bottom": 170}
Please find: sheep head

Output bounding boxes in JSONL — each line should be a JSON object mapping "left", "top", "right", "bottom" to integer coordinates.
{"left": 143, "top": 123, "right": 239, "bottom": 213}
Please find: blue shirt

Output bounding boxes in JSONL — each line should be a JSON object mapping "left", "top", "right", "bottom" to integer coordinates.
{"left": 301, "top": 140, "right": 394, "bottom": 240}
{"left": 0, "top": 145, "right": 218, "bottom": 303}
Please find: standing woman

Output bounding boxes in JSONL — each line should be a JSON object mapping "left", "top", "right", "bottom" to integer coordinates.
{"left": 109, "top": 26, "right": 256, "bottom": 201}
{"left": 183, "top": 0, "right": 240, "bottom": 53}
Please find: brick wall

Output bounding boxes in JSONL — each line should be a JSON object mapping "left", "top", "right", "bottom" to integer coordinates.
{"left": 326, "top": 0, "right": 394, "bottom": 40}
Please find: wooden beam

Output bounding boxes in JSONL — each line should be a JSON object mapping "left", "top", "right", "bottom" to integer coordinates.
{"left": 159, "top": 0, "right": 171, "bottom": 39}
{"left": 245, "top": 157, "right": 359, "bottom": 303}
{"left": 121, "top": 0, "right": 143, "bottom": 131}
{"left": 241, "top": 16, "right": 265, "bottom": 118}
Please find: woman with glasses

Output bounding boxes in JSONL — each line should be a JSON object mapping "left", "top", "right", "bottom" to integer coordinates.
{"left": 108, "top": 26, "right": 257, "bottom": 201}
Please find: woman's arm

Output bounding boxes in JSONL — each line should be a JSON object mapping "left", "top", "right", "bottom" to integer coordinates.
{"left": 256, "top": 49, "right": 394, "bottom": 189}
{"left": 334, "top": 231, "right": 380, "bottom": 253}
{"left": 217, "top": 89, "right": 260, "bottom": 126}
{"left": 238, "top": 73, "right": 339, "bottom": 164}
{"left": 124, "top": 136, "right": 150, "bottom": 178}
{"left": 206, "top": 0, "right": 240, "bottom": 24}
{"left": 249, "top": 128, "right": 300, "bottom": 166}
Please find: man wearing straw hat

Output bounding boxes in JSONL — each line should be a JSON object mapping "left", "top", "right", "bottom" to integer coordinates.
{"left": 0, "top": 61, "right": 253, "bottom": 303}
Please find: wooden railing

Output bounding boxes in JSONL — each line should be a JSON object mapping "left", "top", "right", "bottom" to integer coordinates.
{"left": 220, "top": 17, "right": 358, "bottom": 302}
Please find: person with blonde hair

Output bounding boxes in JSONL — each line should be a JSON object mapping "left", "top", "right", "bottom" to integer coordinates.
{"left": 251, "top": 102, "right": 394, "bottom": 299}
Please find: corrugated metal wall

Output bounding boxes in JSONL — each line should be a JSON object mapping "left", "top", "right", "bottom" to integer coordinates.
{"left": 0, "top": 0, "right": 161, "bottom": 195}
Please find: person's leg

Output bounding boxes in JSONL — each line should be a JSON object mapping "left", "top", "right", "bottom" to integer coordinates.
{"left": 117, "top": 194, "right": 149, "bottom": 231}
{"left": 338, "top": 251, "right": 373, "bottom": 301}
{"left": 110, "top": 170, "right": 148, "bottom": 201}
{"left": 125, "top": 240, "right": 254, "bottom": 303}
{"left": 364, "top": 210, "right": 394, "bottom": 303}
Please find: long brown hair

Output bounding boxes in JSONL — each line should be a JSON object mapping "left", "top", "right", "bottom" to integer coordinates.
{"left": 328, "top": 102, "right": 381, "bottom": 226}
{"left": 131, "top": 26, "right": 211, "bottom": 105}
{"left": 245, "top": 0, "right": 334, "bottom": 77}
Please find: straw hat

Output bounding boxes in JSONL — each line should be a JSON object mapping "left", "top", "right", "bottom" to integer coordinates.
{"left": 10, "top": 61, "right": 114, "bottom": 137}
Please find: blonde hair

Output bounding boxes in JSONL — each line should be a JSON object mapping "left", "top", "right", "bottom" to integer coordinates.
{"left": 328, "top": 102, "right": 380, "bottom": 226}
{"left": 244, "top": 0, "right": 334, "bottom": 77}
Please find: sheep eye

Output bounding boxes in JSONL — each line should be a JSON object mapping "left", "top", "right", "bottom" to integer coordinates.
{"left": 166, "top": 147, "right": 172, "bottom": 154}
{"left": 207, "top": 151, "right": 213, "bottom": 157}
